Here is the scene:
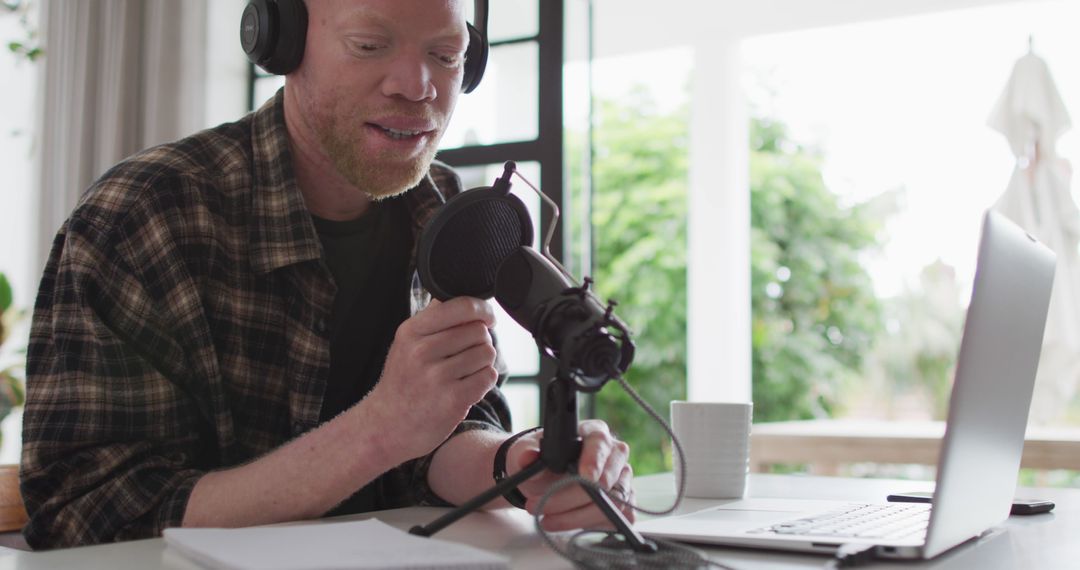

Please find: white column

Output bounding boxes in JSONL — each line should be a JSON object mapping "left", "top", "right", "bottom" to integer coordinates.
{"left": 686, "top": 35, "right": 751, "bottom": 403}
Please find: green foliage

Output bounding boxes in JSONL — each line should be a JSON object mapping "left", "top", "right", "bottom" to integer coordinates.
{"left": 868, "top": 261, "right": 964, "bottom": 420}
{"left": 0, "top": 368, "right": 23, "bottom": 424}
{"left": 571, "top": 87, "right": 690, "bottom": 475}
{"left": 2, "top": 0, "right": 41, "bottom": 63}
{"left": 749, "top": 118, "right": 883, "bottom": 421}
{"left": 7, "top": 40, "right": 41, "bottom": 61}
{"left": 0, "top": 272, "right": 26, "bottom": 431}
{"left": 0, "top": 272, "right": 11, "bottom": 315}
{"left": 571, "top": 88, "right": 884, "bottom": 474}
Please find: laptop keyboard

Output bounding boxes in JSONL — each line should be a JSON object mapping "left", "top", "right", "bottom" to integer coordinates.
{"left": 749, "top": 503, "right": 931, "bottom": 540}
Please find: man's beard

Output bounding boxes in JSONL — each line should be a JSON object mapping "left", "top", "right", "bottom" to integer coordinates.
{"left": 315, "top": 106, "right": 442, "bottom": 201}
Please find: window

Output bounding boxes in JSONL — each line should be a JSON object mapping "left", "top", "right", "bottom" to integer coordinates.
{"left": 735, "top": 2, "right": 1080, "bottom": 484}
{"left": 434, "top": 0, "right": 567, "bottom": 431}
{"left": 0, "top": 5, "right": 39, "bottom": 465}
{"left": 0, "top": 12, "right": 37, "bottom": 313}
{"left": 568, "top": 47, "right": 694, "bottom": 474}
{"left": 742, "top": 2, "right": 1080, "bottom": 429}
{"left": 579, "top": 0, "right": 1080, "bottom": 479}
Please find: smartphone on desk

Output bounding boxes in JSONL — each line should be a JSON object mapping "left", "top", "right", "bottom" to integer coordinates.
{"left": 886, "top": 491, "right": 1055, "bottom": 515}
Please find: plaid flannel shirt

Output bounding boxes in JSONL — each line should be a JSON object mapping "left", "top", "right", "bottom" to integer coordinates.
{"left": 21, "top": 91, "right": 512, "bottom": 549}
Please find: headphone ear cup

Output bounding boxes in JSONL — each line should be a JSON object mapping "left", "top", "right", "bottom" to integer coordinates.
{"left": 241, "top": 0, "right": 307, "bottom": 75}
{"left": 246, "top": 0, "right": 479, "bottom": 83}
{"left": 240, "top": 0, "right": 275, "bottom": 66}
{"left": 461, "top": 21, "right": 488, "bottom": 94}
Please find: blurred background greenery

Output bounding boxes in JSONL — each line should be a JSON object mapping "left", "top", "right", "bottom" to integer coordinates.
{"left": 569, "top": 85, "right": 992, "bottom": 478}
{"left": 0, "top": 273, "right": 26, "bottom": 440}
{"left": 573, "top": 87, "right": 690, "bottom": 475}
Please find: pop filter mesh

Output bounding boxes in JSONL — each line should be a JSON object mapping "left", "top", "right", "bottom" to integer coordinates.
{"left": 428, "top": 198, "right": 527, "bottom": 299}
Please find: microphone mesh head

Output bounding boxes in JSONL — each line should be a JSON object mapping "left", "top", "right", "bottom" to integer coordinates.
{"left": 425, "top": 196, "right": 529, "bottom": 299}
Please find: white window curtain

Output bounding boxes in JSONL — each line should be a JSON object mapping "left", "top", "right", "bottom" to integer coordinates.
{"left": 34, "top": 0, "right": 208, "bottom": 272}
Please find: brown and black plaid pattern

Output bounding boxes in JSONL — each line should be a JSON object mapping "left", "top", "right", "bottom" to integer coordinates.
{"left": 20, "top": 91, "right": 512, "bottom": 549}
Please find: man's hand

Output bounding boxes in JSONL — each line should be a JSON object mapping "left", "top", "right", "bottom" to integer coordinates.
{"left": 363, "top": 297, "right": 499, "bottom": 463}
{"left": 184, "top": 297, "right": 497, "bottom": 529}
{"left": 507, "top": 420, "right": 635, "bottom": 531}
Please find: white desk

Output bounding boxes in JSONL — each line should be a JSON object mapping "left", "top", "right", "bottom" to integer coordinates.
{"left": 0, "top": 473, "right": 1075, "bottom": 569}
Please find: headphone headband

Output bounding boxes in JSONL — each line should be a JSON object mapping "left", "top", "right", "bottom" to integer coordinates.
{"left": 241, "top": 0, "right": 488, "bottom": 93}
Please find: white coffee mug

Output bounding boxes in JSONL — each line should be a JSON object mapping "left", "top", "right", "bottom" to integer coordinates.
{"left": 670, "top": 401, "right": 753, "bottom": 499}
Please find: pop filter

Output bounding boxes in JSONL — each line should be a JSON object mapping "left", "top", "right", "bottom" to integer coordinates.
{"left": 416, "top": 165, "right": 533, "bottom": 301}
{"left": 417, "top": 161, "right": 634, "bottom": 389}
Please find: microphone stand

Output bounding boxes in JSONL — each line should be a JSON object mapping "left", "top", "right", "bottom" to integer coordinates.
{"left": 409, "top": 371, "right": 658, "bottom": 553}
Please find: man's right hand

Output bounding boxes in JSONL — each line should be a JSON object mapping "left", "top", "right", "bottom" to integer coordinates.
{"left": 183, "top": 297, "right": 499, "bottom": 528}
{"left": 362, "top": 297, "right": 500, "bottom": 463}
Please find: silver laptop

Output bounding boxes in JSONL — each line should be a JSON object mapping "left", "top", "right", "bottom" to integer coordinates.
{"left": 636, "top": 210, "right": 1056, "bottom": 560}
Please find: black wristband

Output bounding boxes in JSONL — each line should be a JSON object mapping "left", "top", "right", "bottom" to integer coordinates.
{"left": 493, "top": 427, "right": 542, "bottom": 509}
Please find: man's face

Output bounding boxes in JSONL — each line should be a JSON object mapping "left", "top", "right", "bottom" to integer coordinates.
{"left": 290, "top": 0, "right": 469, "bottom": 200}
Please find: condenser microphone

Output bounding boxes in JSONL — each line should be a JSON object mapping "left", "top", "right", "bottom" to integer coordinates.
{"left": 416, "top": 162, "right": 633, "bottom": 390}
{"left": 494, "top": 246, "right": 631, "bottom": 389}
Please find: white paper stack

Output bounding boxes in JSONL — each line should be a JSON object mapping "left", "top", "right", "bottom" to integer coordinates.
{"left": 163, "top": 518, "right": 509, "bottom": 570}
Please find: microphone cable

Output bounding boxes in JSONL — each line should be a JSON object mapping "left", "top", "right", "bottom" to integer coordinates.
{"left": 530, "top": 370, "right": 735, "bottom": 569}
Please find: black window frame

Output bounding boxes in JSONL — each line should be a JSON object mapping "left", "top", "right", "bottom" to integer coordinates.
{"left": 435, "top": 2, "right": 566, "bottom": 415}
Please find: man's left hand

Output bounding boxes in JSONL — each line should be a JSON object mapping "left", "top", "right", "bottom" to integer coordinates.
{"left": 507, "top": 420, "right": 634, "bottom": 531}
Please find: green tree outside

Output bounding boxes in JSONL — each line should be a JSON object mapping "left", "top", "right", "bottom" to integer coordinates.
{"left": 576, "top": 87, "right": 691, "bottom": 475}
{"left": 571, "top": 87, "right": 884, "bottom": 475}
{"left": 0, "top": 272, "right": 26, "bottom": 434}
{"left": 749, "top": 119, "right": 883, "bottom": 422}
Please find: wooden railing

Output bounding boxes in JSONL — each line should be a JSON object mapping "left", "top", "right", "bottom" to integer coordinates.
{"left": 750, "top": 419, "right": 1080, "bottom": 475}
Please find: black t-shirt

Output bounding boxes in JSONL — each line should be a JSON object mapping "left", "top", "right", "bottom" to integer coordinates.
{"left": 311, "top": 197, "right": 413, "bottom": 514}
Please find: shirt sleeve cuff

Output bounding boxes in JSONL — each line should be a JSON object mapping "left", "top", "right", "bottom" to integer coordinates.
{"left": 155, "top": 470, "right": 203, "bottom": 532}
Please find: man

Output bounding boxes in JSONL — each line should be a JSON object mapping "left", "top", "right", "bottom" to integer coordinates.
{"left": 21, "top": 0, "right": 633, "bottom": 549}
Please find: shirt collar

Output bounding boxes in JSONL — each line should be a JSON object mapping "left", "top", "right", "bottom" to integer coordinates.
{"left": 248, "top": 90, "right": 322, "bottom": 274}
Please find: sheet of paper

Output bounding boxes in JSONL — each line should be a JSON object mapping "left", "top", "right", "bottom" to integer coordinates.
{"left": 163, "top": 518, "right": 509, "bottom": 570}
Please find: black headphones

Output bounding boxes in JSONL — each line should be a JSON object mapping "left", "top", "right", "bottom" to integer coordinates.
{"left": 240, "top": 0, "right": 489, "bottom": 94}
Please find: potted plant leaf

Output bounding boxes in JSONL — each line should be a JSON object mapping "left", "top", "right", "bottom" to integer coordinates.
{"left": 0, "top": 272, "right": 26, "bottom": 434}
{"left": 0, "top": 272, "right": 27, "bottom": 533}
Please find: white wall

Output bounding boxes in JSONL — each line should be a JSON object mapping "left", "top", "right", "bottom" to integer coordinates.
{"left": 0, "top": 15, "right": 38, "bottom": 311}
